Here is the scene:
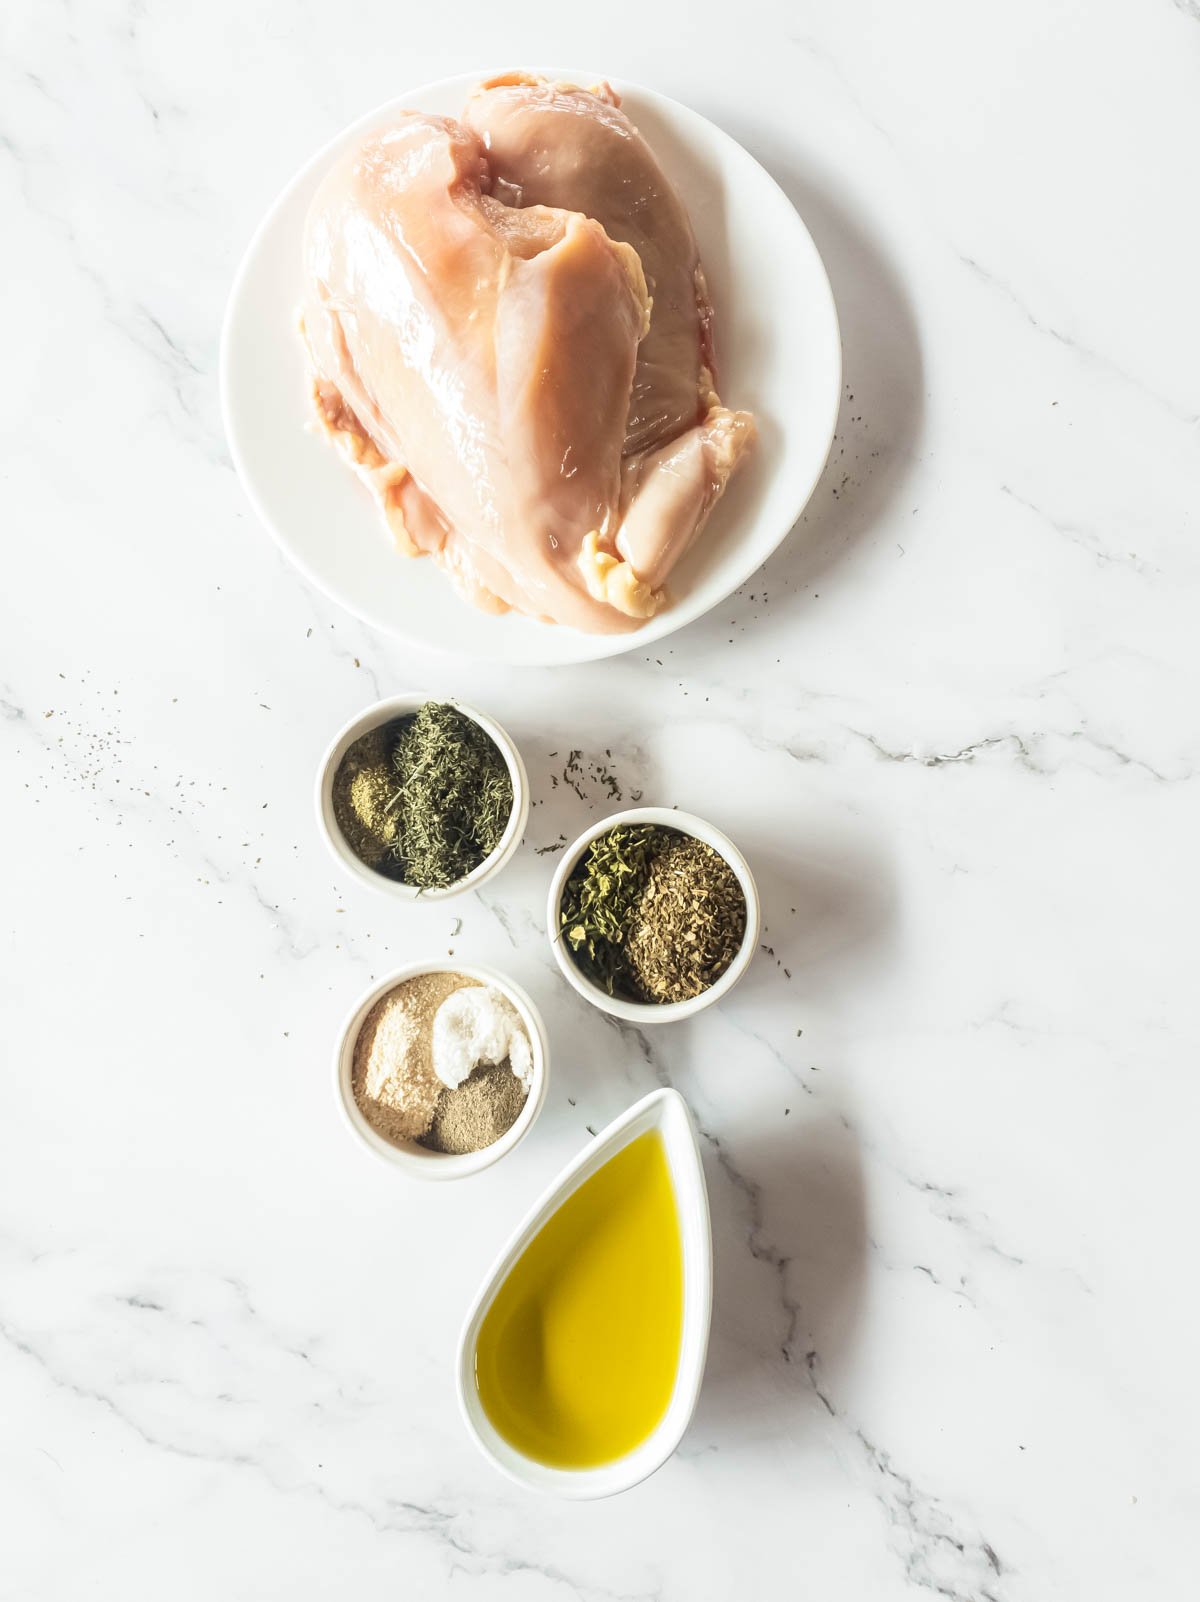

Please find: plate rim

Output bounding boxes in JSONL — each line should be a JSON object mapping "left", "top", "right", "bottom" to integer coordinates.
{"left": 220, "top": 67, "right": 842, "bottom": 665}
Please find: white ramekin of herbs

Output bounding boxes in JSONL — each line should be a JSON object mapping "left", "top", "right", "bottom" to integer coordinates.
{"left": 547, "top": 807, "right": 761, "bottom": 1022}
{"left": 317, "top": 696, "right": 529, "bottom": 900}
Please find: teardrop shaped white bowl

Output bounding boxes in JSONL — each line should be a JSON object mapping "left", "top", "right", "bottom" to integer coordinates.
{"left": 456, "top": 1087, "right": 712, "bottom": 1498}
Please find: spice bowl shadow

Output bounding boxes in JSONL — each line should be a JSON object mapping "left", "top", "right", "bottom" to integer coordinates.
{"left": 334, "top": 961, "right": 550, "bottom": 1179}
{"left": 546, "top": 807, "right": 761, "bottom": 1023}
{"left": 315, "top": 693, "right": 530, "bottom": 901}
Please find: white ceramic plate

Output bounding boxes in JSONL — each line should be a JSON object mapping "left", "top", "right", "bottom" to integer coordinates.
{"left": 221, "top": 70, "right": 841, "bottom": 666}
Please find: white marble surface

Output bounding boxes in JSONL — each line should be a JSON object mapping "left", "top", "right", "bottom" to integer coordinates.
{"left": 3, "top": 2, "right": 1198, "bottom": 1596}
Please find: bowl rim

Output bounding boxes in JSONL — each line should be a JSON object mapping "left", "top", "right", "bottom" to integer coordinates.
{"left": 456, "top": 1086, "right": 713, "bottom": 1497}
{"left": 315, "top": 693, "right": 530, "bottom": 901}
{"left": 546, "top": 806, "right": 761, "bottom": 1021}
{"left": 333, "top": 959, "right": 549, "bottom": 1179}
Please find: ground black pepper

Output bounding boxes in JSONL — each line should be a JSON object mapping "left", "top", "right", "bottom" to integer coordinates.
{"left": 419, "top": 1060, "right": 527, "bottom": 1153}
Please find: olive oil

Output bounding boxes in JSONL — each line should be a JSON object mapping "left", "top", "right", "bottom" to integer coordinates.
{"left": 474, "top": 1131, "right": 684, "bottom": 1469}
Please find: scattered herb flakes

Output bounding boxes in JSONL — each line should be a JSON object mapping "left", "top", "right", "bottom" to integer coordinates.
{"left": 562, "top": 749, "right": 588, "bottom": 800}
{"left": 552, "top": 747, "right": 633, "bottom": 808}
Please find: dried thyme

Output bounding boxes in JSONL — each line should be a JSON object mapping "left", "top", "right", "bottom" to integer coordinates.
{"left": 387, "top": 703, "right": 513, "bottom": 888}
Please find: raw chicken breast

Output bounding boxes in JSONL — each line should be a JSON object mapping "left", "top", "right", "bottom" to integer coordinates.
{"left": 465, "top": 72, "right": 711, "bottom": 456}
{"left": 300, "top": 82, "right": 755, "bottom": 632}
{"left": 465, "top": 73, "right": 756, "bottom": 589}
{"left": 301, "top": 113, "right": 652, "bottom": 631}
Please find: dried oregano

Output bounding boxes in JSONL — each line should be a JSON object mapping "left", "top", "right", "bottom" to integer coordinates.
{"left": 624, "top": 835, "right": 746, "bottom": 1002}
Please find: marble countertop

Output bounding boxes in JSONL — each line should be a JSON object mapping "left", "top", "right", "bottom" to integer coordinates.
{"left": 4, "top": 3, "right": 1198, "bottom": 1597}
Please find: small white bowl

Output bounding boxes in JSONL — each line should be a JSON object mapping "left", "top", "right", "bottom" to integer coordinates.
{"left": 547, "top": 807, "right": 761, "bottom": 1022}
{"left": 316, "top": 694, "right": 530, "bottom": 901}
{"left": 457, "top": 1087, "right": 712, "bottom": 1497}
{"left": 334, "top": 961, "right": 549, "bottom": 1179}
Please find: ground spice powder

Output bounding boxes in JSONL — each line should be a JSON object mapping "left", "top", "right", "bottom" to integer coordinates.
{"left": 352, "top": 970, "right": 474, "bottom": 1143}
{"left": 419, "top": 1060, "right": 528, "bottom": 1154}
{"left": 332, "top": 726, "right": 398, "bottom": 867}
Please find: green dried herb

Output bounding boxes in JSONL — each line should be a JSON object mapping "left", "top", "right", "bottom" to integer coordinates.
{"left": 624, "top": 835, "right": 746, "bottom": 1003}
{"left": 386, "top": 702, "right": 513, "bottom": 889}
{"left": 558, "top": 824, "right": 668, "bottom": 995}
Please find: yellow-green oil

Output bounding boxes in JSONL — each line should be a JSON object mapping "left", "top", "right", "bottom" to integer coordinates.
{"left": 474, "top": 1131, "right": 683, "bottom": 1469}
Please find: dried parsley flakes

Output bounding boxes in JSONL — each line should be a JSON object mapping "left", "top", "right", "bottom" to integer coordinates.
{"left": 559, "top": 824, "right": 665, "bottom": 994}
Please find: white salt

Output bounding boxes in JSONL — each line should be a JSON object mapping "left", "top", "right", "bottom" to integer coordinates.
{"left": 431, "top": 985, "right": 534, "bottom": 1090}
